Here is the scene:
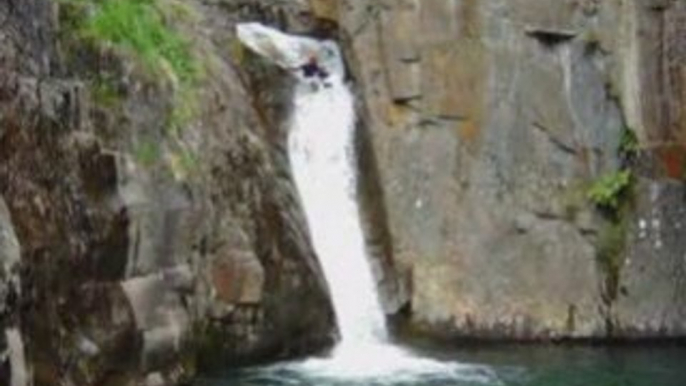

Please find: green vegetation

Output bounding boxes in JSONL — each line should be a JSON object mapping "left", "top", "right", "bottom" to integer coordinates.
{"left": 589, "top": 169, "right": 632, "bottom": 304}
{"left": 167, "top": 87, "right": 199, "bottom": 134}
{"left": 57, "top": 0, "right": 203, "bottom": 127}
{"left": 167, "top": 147, "right": 198, "bottom": 180}
{"left": 178, "top": 149, "right": 198, "bottom": 173}
{"left": 57, "top": 0, "right": 88, "bottom": 39}
{"left": 587, "top": 170, "right": 632, "bottom": 212}
{"left": 587, "top": 126, "right": 641, "bottom": 304}
{"left": 91, "top": 76, "right": 121, "bottom": 107}
{"left": 79, "top": 0, "right": 199, "bottom": 85}
{"left": 596, "top": 214, "right": 629, "bottom": 303}
{"left": 619, "top": 127, "right": 639, "bottom": 158}
{"left": 134, "top": 141, "right": 161, "bottom": 166}
{"left": 56, "top": 0, "right": 205, "bottom": 173}
{"left": 587, "top": 127, "right": 639, "bottom": 212}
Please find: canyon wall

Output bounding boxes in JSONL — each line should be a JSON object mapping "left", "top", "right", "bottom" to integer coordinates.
{"left": 0, "top": 0, "right": 335, "bottom": 384}
{"left": 2, "top": 0, "right": 686, "bottom": 384}
{"left": 320, "top": 0, "right": 686, "bottom": 340}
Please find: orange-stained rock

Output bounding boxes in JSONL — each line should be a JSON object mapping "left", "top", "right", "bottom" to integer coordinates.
{"left": 211, "top": 252, "right": 264, "bottom": 305}
{"left": 309, "top": 0, "right": 338, "bottom": 21}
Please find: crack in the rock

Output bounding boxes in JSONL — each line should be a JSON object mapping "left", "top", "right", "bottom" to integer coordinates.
{"left": 532, "top": 122, "right": 578, "bottom": 155}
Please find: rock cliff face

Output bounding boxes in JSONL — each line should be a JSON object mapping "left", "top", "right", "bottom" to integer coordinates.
{"left": 0, "top": 0, "right": 335, "bottom": 384}
{"left": 318, "top": 0, "right": 686, "bottom": 341}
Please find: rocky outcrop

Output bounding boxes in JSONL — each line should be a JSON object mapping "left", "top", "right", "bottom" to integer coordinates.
{"left": 0, "top": 0, "right": 335, "bottom": 384}
{"left": 325, "top": 0, "right": 686, "bottom": 340}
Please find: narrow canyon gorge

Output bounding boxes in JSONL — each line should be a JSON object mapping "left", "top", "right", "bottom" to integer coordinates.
{"left": 1, "top": 0, "right": 685, "bottom": 385}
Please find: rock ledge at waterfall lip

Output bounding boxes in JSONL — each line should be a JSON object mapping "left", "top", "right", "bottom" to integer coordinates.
{"left": 236, "top": 22, "right": 344, "bottom": 81}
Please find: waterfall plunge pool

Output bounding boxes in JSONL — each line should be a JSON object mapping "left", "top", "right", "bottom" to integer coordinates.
{"left": 195, "top": 344, "right": 686, "bottom": 386}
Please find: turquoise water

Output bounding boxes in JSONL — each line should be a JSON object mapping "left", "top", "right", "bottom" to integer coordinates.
{"left": 196, "top": 344, "right": 686, "bottom": 386}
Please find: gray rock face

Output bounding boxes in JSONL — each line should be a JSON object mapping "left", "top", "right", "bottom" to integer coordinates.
{"left": 0, "top": 0, "right": 335, "bottom": 384}
{"left": 326, "top": 0, "right": 686, "bottom": 340}
{"left": 614, "top": 177, "right": 686, "bottom": 336}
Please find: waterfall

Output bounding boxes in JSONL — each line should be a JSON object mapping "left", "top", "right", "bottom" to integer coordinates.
{"left": 235, "top": 23, "right": 495, "bottom": 382}
{"left": 287, "top": 48, "right": 389, "bottom": 349}
{"left": 237, "top": 22, "right": 387, "bottom": 348}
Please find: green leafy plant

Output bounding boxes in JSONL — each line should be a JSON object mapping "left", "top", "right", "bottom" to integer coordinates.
{"left": 588, "top": 127, "right": 639, "bottom": 304}
{"left": 619, "top": 127, "right": 639, "bottom": 157}
{"left": 587, "top": 170, "right": 632, "bottom": 211}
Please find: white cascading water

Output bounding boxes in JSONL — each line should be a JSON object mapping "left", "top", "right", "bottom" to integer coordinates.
{"left": 236, "top": 23, "right": 494, "bottom": 383}
{"left": 288, "top": 61, "right": 389, "bottom": 348}
{"left": 237, "top": 22, "right": 387, "bottom": 348}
